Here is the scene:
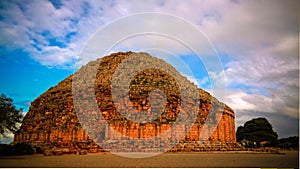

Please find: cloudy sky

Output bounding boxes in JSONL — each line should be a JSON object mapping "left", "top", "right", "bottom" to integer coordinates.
{"left": 0, "top": 0, "right": 299, "bottom": 142}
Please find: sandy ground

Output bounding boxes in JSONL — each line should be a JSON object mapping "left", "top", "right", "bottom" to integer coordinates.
{"left": 0, "top": 151, "right": 298, "bottom": 168}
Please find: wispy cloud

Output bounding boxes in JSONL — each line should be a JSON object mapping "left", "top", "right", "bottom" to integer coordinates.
{"left": 0, "top": 0, "right": 123, "bottom": 68}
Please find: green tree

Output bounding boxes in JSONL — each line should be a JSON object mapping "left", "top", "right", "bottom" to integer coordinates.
{"left": 236, "top": 117, "right": 278, "bottom": 146}
{"left": 276, "top": 136, "right": 299, "bottom": 149}
{"left": 0, "top": 94, "right": 23, "bottom": 137}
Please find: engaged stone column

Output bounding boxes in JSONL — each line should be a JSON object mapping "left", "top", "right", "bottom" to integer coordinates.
{"left": 156, "top": 124, "right": 160, "bottom": 136}
{"left": 228, "top": 114, "right": 231, "bottom": 142}
{"left": 215, "top": 125, "right": 220, "bottom": 141}
{"left": 220, "top": 116, "right": 225, "bottom": 141}
{"left": 232, "top": 115, "right": 236, "bottom": 142}
{"left": 105, "top": 123, "right": 109, "bottom": 140}
{"left": 224, "top": 114, "right": 228, "bottom": 142}
{"left": 228, "top": 115, "right": 233, "bottom": 142}
{"left": 230, "top": 115, "right": 234, "bottom": 142}
{"left": 140, "top": 124, "right": 144, "bottom": 138}
{"left": 224, "top": 115, "right": 228, "bottom": 141}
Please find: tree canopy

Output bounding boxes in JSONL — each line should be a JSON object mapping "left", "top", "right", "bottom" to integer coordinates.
{"left": 276, "top": 136, "right": 299, "bottom": 149}
{"left": 0, "top": 94, "right": 23, "bottom": 137}
{"left": 236, "top": 117, "right": 278, "bottom": 146}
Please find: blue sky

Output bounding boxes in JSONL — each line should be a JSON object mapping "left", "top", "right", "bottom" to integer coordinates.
{"left": 0, "top": 0, "right": 299, "bottom": 142}
{"left": 0, "top": 48, "right": 73, "bottom": 112}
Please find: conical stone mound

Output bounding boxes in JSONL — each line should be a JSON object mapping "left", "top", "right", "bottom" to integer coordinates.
{"left": 14, "top": 52, "right": 238, "bottom": 154}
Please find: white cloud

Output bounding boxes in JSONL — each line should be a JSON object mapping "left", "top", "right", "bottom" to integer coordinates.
{"left": 226, "top": 91, "right": 256, "bottom": 110}
{"left": 0, "top": 0, "right": 126, "bottom": 68}
{"left": 1, "top": 0, "right": 298, "bottom": 67}
{"left": 200, "top": 0, "right": 300, "bottom": 120}
{"left": 186, "top": 75, "right": 199, "bottom": 87}
{"left": 35, "top": 45, "right": 77, "bottom": 66}
{"left": 225, "top": 89, "right": 298, "bottom": 119}
{"left": 223, "top": 36, "right": 299, "bottom": 119}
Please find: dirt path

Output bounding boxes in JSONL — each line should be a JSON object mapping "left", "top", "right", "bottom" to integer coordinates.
{"left": 0, "top": 151, "right": 298, "bottom": 168}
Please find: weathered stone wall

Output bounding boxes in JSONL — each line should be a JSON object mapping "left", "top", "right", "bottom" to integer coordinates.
{"left": 14, "top": 52, "right": 237, "bottom": 154}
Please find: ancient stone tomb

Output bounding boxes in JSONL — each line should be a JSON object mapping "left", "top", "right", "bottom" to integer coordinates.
{"left": 14, "top": 52, "right": 237, "bottom": 153}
